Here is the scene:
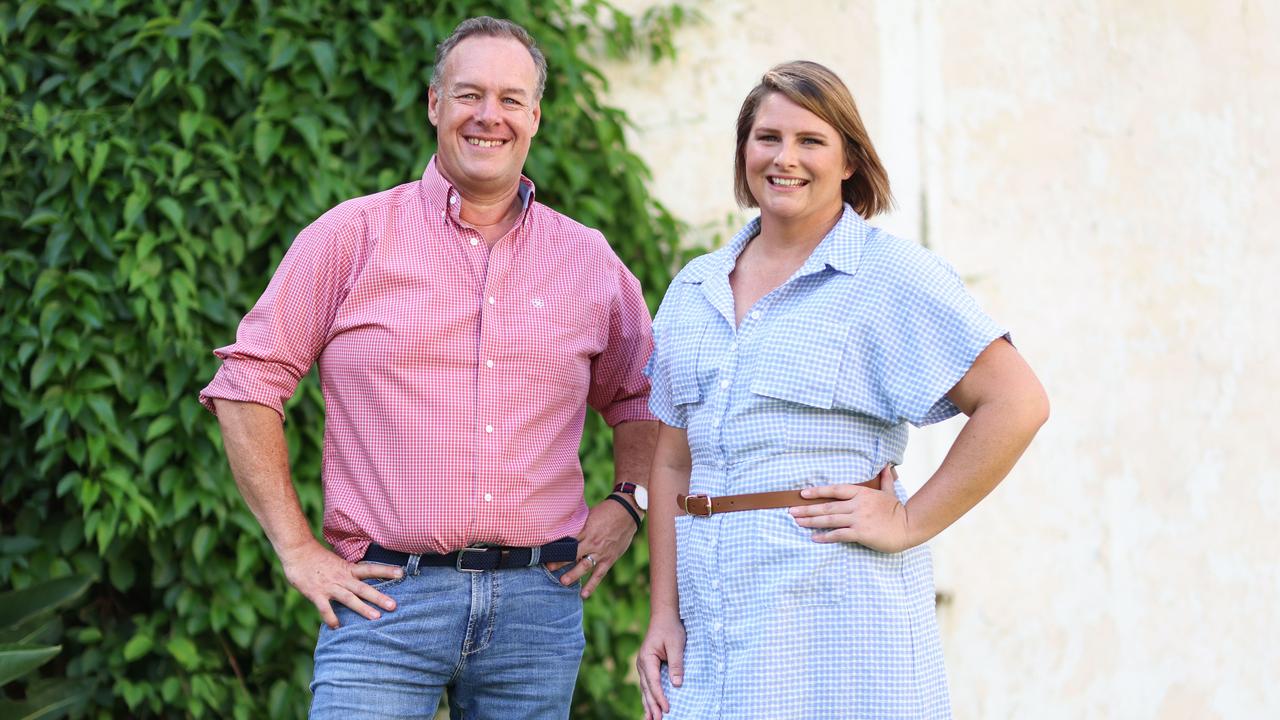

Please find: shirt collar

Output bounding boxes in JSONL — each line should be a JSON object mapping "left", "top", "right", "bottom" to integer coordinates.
{"left": 419, "top": 155, "right": 536, "bottom": 215}
{"left": 680, "top": 204, "right": 871, "bottom": 283}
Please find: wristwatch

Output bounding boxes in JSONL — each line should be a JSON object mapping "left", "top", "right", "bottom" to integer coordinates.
{"left": 612, "top": 482, "right": 648, "bottom": 511}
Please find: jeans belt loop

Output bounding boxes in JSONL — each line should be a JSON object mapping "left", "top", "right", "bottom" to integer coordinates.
{"left": 528, "top": 546, "right": 540, "bottom": 567}
{"left": 406, "top": 553, "right": 421, "bottom": 576}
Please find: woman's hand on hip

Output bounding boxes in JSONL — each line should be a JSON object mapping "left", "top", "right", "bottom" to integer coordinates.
{"left": 637, "top": 612, "right": 685, "bottom": 720}
{"left": 791, "top": 465, "right": 917, "bottom": 553}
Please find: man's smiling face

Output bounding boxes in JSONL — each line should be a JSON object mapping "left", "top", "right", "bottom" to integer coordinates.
{"left": 428, "top": 35, "right": 542, "bottom": 199}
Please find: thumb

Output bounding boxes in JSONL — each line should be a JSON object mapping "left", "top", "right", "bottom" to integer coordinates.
{"left": 878, "top": 463, "right": 896, "bottom": 492}
{"left": 667, "top": 638, "right": 685, "bottom": 687}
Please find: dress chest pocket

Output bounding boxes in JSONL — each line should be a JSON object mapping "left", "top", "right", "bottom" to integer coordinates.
{"left": 748, "top": 320, "right": 846, "bottom": 410}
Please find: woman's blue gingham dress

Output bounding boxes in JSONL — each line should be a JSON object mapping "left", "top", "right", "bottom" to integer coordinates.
{"left": 644, "top": 206, "right": 1006, "bottom": 719}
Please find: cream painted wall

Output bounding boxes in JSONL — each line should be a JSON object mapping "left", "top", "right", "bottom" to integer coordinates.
{"left": 598, "top": 1, "right": 1280, "bottom": 717}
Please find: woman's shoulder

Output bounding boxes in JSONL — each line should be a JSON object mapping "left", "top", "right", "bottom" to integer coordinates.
{"left": 860, "top": 228, "right": 963, "bottom": 289}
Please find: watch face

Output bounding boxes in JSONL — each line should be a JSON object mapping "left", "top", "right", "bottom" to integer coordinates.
{"left": 633, "top": 485, "right": 649, "bottom": 511}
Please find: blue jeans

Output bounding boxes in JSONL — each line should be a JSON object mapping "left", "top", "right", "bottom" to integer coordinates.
{"left": 309, "top": 558, "right": 585, "bottom": 720}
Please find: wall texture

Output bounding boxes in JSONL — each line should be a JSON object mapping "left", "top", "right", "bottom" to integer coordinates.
{"left": 600, "top": 1, "right": 1280, "bottom": 717}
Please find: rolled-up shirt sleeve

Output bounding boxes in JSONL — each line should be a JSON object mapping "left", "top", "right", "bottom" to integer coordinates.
{"left": 586, "top": 256, "right": 656, "bottom": 427}
{"left": 199, "top": 207, "right": 362, "bottom": 419}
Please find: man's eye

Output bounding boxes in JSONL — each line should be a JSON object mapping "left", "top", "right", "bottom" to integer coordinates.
{"left": 502, "top": 97, "right": 521, "bottom": 106}
{"left": 458, "top": 93, "right": 480, "bottom": 101}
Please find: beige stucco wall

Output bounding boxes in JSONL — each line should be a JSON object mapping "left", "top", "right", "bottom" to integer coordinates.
{"left": 599, "top": 1, "right": 1280, "bottom": 717}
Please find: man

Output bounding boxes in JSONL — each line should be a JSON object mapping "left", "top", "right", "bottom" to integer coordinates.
{"left": 200, "top": 17, "right": 656, "bottom": 719}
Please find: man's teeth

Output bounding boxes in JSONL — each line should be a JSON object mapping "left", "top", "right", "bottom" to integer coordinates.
{"left": 467, "top": 138, "right": 505, "bottom": 147}
{"left": 770, "top": 177, "right": 805, "bottom": 186}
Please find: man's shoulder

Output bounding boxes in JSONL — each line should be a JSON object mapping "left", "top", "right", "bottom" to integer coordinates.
{"left": 527, "top": 200, "right": 606, "bottom": 243}
{"left": 316, "top": 180, "right": 422, "bottom": 230}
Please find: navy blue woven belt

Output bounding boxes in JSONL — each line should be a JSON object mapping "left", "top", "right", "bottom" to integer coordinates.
{"left": 361, "top": 537, "right": 578, "bottom": 572}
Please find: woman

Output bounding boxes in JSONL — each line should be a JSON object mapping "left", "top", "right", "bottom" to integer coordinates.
{"left": 636, "top": 61, "right": 1049, "bottom": 719}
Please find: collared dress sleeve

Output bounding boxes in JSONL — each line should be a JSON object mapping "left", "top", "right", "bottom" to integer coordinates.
{"left": 198, "top": 204, "right": 365, "bottom": 420}
{"left": 845, "top": 240, "right": 1008, "bottom": 427}
{"left": 642, "top": 271, "right": 696, "bottom": 429}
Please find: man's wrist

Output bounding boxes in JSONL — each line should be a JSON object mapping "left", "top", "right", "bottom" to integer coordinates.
{"left": 605, "top": 493, "right": 643, "bottom": 531}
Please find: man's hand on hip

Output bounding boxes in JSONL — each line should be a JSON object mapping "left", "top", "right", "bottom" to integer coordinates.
{"left": 280, "top": 540, "right": 403, "bottom": 629}
{"left": 547, "top": 498, "right": 638, "bottom": 600}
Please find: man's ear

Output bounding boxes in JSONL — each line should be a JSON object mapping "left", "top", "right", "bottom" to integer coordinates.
{"left": 428, "top": 86, "right": 441, "bottom": 127}
{"left": 530, "top": 101, "right": 541, "bottom": 137}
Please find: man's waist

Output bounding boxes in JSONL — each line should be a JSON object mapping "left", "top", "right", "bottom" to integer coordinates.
{"left": 362, "top": 538, "right": 578, "bottom": 572}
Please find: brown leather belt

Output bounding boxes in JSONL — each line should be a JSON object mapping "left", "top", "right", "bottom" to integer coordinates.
{"left": 678, "top": 475, "right": 882, "bottom": 517}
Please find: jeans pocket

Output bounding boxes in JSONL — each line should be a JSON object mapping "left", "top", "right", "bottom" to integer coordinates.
{"left": 538, "top": 563, "right": 582, "bottom": 591}
{"left": 358, "top": 561, "right": 408, "bottom": 592}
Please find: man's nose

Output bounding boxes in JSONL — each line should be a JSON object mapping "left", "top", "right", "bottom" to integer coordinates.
{"left": 475, "top": 95, "right": 501, "bottom": 125}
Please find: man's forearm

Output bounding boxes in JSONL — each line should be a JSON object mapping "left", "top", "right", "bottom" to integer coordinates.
{"left": 613, "top": 419, "right": 658, "bottom": 489}
{"left": 212, "top": 398, "right": 317, "bottom": 558}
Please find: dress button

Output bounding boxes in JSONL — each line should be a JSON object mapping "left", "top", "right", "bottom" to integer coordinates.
{"left": 485, "top": 359, "right": 494, "bottom": 368}
{"left": 485, "top": 424, "right": 494, "bottom": 433}
{"left": 483, "top": 492, "right": 493, "bottom": 502}
{"left": 750, "top": 310, "right": 761, "bottom": 320}
{"left": 470, "top": 237, "right": 479, "bottom": 246}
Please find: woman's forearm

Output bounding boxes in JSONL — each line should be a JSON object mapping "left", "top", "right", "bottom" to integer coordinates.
{"left": 648, "top": 424, "right": 691, "bottom": 619}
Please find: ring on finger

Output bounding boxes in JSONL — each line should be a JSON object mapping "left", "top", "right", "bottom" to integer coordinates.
{"left": 585, "top": 553, "right": 597, "bottom": 568}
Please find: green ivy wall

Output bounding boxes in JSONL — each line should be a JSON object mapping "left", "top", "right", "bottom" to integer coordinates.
{"left": 0, "top": 1, "right": 686, "bottom": 717}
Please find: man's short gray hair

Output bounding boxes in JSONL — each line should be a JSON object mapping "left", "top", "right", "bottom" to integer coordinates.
{"left": 430, "top": 16, "right": 548, "bottom": 100}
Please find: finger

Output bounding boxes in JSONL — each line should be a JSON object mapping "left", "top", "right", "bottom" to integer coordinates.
{"left": 315, "top": 598, "right": 341, "bottom": 629}
{"left": 352, "top": 562, "right": 405, "bottom": 581}
{"left": 639, "top": 651, "right": 669, "bottom": 715}
{"left": 798, "top": 483, "right": 858, "bottom": 500}
{"left": 348, "top": 580, "right": 397, "bottom": 612}
{"left": 580, "top": 559, "right": 611, "bottom": 599}
{"left": 881, "top": 463, "right": 898, "bottom": 486}
{"left": 812, "top": 527, "right": 858, "bottom": 544}
{"left": 636, "top": 658, "right": 656, "bottom": 719}
{"left": 544, "top": 560, "right": 569, "bottom": 571}
{"left": 793, "top": 513, "right": 855, "bottom": 529}
{"left": 335, "top": 587, "right": 381, "bottom": 621}
{"left": 790, "top": 500, "right": 851, "bottom": 518}
{"left": 559, "top": 557, "right": 594, "bottom": 587}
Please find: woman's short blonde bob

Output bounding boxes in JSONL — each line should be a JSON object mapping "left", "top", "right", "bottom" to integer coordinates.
{"left": 734, "top": 61, "right": 894, "bottom": 218}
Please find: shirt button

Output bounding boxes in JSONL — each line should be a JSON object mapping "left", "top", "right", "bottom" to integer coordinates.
{"left": 485, "top": 359, "right": 494, "bottom": 368}
{"left": 470, "top": 237, "right": 479, "bottom": 246}
{"left": 488, "top": 296, "right": 496, "bottom": 305}
{"left": 750, "top": 310, "right": 761, "bottom": 320}
{"left": 720, "top": 379, "right": 730, "bottom": 389}
{"left": 485, "top": 424, "right": 494, "bottom": 433}
{"left": 714, "top": 621, "right": 724, "bottom": 632}
{"left": 729, "top": 342, "right": 737, "bottom": 352}
{"left": 712, "top": 579, "right": 721, "bottom": 589}
{"left": 450, "top": 195, "right": 458, "bottom": 205}
{"left": 483, "top": 492, "right": 493, "bottom": 502}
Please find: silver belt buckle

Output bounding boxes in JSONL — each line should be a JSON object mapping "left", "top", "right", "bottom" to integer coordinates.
{"left": 455, "top": 546, "right": 490, "bottom": 572}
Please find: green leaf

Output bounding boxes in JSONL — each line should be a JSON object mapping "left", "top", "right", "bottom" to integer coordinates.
{"left": 0, "top": 576, "right": 92, "bottom": 629}
{"left": 0, "top": 644, "right": 61, "bottom": 686}
{"left": 191, "top": 525, "right": 215, "bottom": 565}
{"left": 22, "top": 208, "right": 59, "bottom": 228}
{"left": 165, "top": 636, "right": 200, "bottom": 670}
{"left": 178, "top": 111, "right": 202, "bottom": 146}
{"left": 121, "top": 634, "right": 152, "bottom": 662}
{"left": 307, "top": 40, "right": 336, "bottom": 84}
{"left": 253, "top": 121, "right": 284, "bottom": 165}
{"left": 289, "top": 115, "right": 323, "bottom": 154}
{"left": 155, "top": 197, "right": 184, "bottom": 228}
